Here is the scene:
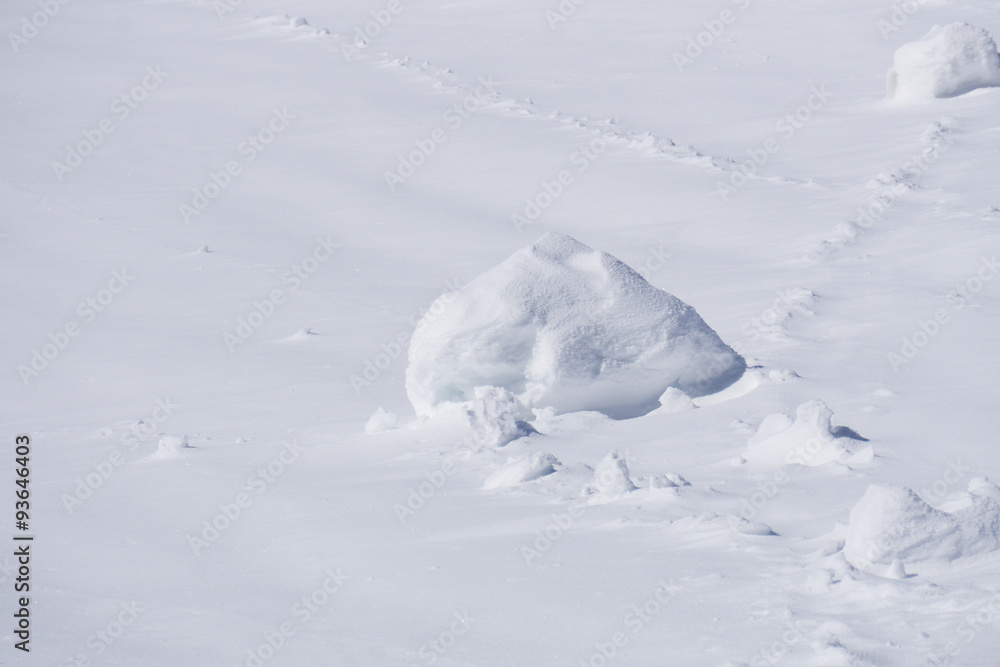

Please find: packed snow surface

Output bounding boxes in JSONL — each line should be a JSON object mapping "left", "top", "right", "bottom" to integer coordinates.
{"left": 405, "top": 232, "right": 745, "bottom": 419}
{"left": 887, "top": 22, "right": 1000, "bottom": 101}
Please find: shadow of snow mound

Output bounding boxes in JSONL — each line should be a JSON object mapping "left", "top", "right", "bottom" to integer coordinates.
{"left": 406, "top": 232, "right": 745, "bottom": 419}
{"left": 887, "top": 23, "right": 1000, "bottom": 102}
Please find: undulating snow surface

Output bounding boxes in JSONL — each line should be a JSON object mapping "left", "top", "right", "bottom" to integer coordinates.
{"left": 3, "top": 0, "right": 1000, "bottom": 665}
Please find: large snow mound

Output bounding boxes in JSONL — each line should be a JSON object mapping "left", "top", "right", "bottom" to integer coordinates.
{"left": 843, "top": 484, "right": 1000, "bottom": 572}
{"left": 886, "top": 23, "right": 1000, "bottom": 102}
{"left": 405, "top": 232, "right": 745, "bottom": 418}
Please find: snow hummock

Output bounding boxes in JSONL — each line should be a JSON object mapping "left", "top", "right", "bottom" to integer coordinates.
{"left": 145, "top": 435, "right": 192, "bottom": 461}
{"left": 745, "top": 400, "right": 872, "bottom": 468}
{"left": 589, "top": 450, "right": 638, "bottom": 499}
{"left": 886, "top": 23, "right": 1000, "bottom": 102}
{"left": 405, "top": 233, "right": 745, "bottom": 419}
{"left": 968, "top": 477, "right": 1000, "bottom": 503}
{"left": 844, "top": 485, "right": 1000, "bottom": 572}
{"left": 483, "top": 452, "right": 560, "bottom": 490}
{"left": 364, "top": 407, "right": 398, "bottom": 434}
{"left": 464, "top": 385, "right": 537, "bottom": 447}
{"left": 654, "top": 386, "right": 697, "bottom": 414}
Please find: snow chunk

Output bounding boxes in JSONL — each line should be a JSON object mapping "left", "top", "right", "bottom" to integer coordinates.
{"left": 465, "top": 385, "right": 536, "bottom": 447}
{"left": 969, "top": 477, "right": 1000, "bottom": 503}
{"left": 844, "top": 485, "right": 1000, "bottom": 570}
{"left": 364, "top": 407, "right": 398, "bottom": 434}
{"left": 145, "top": 435, "right": 192, "bottom": 461}
{"left": 483, "top": 452, "right": 560, "bottom": 490}
{"left": 406, "top": 233, "right": 745, "bottom": 419}
{"left": 745, "top": 400, "right": 870, "bottom": 468}
{"left": 887, "top": 23, "right": 1000, "bottom": 102}
{"left": 653, "top": 387, "right": 696, "bottom": 413}
{"left": 590, "top": 451, "right": 637, "bottom": 498}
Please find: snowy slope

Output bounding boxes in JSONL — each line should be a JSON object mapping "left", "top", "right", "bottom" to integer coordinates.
{"left": 2, "top": 0, "right": 1000, "bottom": 665}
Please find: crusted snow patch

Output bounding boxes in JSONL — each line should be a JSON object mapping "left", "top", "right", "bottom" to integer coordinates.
{"left": 887, "top": 23, "right": 1000, "bottom": 102}
{"left": 745, "top": 400, "right": 871, "bottom": 468}
{"left": 405, "top": 232, "right": 744, "bottom": 419}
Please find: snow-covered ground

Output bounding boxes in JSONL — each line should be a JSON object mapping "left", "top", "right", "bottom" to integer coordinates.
{"left": 3, "top": 0, "right": 1000, "bottom": 664}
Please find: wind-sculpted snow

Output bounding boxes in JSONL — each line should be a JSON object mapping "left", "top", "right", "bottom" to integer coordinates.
{"left": 405, "top": 233, "right": 745, "bottom": 419}
{"left": 745, "top": 400, "right": 873, "bottom": 469}
{"left": 887, "top": 23, "right": 1000, "bottom": 102}
{"left": 844, "top": 483, "right": 1000, "bottom": 574}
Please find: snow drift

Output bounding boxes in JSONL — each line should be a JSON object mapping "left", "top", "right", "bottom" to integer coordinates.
{"left": 844, "top": 483, "right": 1000, "bottom": 572}
{"left": 886, "top": 23, "right": 1000, "bottom": 102}
{"left": 405, "top": 233, "right": 745, "bottom": 418}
